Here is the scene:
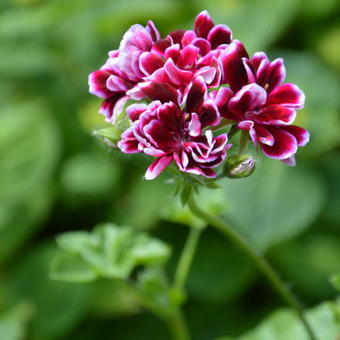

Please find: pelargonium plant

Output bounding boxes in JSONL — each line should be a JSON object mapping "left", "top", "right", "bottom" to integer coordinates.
{"left": 51, "top": 11, "right": 317, "bottom": 340}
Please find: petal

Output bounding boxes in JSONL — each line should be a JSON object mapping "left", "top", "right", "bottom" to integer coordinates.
{"left": 267, "top": 83, "right": 305, "bottom": 108}
{"left": 261, "top": 126, "right": 298, "bottom": 160}
{"left": 248, "top": 104, "right": 296, "bottom": 125}
{"left": 195, "top": 66, "right": 216, "bottom": 84}
{"left": 168, "top": 30, "right": 186, "bottom": 44}
{"left": 118, "top": 128, "right": 139, "bottom": 154}
{"left": 177, "top": 45, "right": 200, "bottom": 68}
{"left": 250, "top": 123, "right": 275, "bottom": 146}
{"left": 266, "top": 58, "right": 286, "bottom": 92}
{"left": 282, "top": 156, "right": 296, "bottom": 166}
{"left": 126, "top": 103, "right": 148, "bottom": 121}
{"left": 164, "top": 58, "right": 193, "bottom": 86}
{"left": 185, "top": 76, "right": 207, "bottom": 112}
{"left": 119, "top": 24, "right": 153, "bottom": 53}
{"left": 220, "top": 40, "right": 249, "bottom": 91}
{"left": 106, "top": 74, "right": 132, "bottom": 92}
{"left": 194, "top": 10, "right": 215, "bottom": 38}
{"left": 207, "top": 24, "right": 232, "bottom": 48}
{"left": 181, "top": 30, "right": 197, "bottom": 46}
{"left": 139, "top": 81, "right": 179, "bottom": 103}
{"left": 139, "top": 52, "right": 164, "bottom": 75}
{"left": 157, "top": 102, "right": 182, "bottom": 132}
{"left": 188, "top": 112, "right": 202, "bottom": 137}
{"left": 198, "top": 100, "right": 221, "bottom": 127}
{"left": 228, "top": 83, "right": 267, "bottom": 115}
{"left": 145, "top": 155, "right": 173, "bottom": 180}
{"left": 88, "top": 70, "right": 112, "bottom": 99}
{"left": 192, "top": 38, "right": 211, "bottom": 56}
{"left": 282, "top": 125, "right": 310, "bottom": 146}
{"left": 146, "top": 20, "right": 160, "bottom": 41}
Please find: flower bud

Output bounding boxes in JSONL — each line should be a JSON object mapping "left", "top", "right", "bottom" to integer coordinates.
{"left": 223, "top": 155, "right": 255, "bottom": 179}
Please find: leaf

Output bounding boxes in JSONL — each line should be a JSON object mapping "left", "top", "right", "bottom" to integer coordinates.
{"left": 6, "top": 243, "right": 92, "bottom": 339}
{"left": 217, "top": 300, "right": 340, "bottom": 340}
{"left": 330, "top": 274, "right": 340, "bottom": 293}
{"left": 221, "top": 158, "right": 325, "bottom": 252}
{"left": 0, "top": 303, "right": 34, "bottom": 340}
{"left": 51, "top": 223, "right": 171, "bottom": 282}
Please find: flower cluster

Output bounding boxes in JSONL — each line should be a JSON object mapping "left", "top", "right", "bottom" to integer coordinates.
{"left": 89, "top": 11, "right": 309, "bottom": 179}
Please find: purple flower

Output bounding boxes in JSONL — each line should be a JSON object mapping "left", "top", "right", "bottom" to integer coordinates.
{"left": 118, "top": 78, "right": 230, "bottom": 179}
{"left": 213, "top": 51, "right": 309, "bottom": 164}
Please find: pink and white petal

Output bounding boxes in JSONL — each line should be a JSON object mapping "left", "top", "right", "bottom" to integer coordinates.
{"left": 282, "top": 156, "right": 296, "bottom": 166}
{"left": 261, "top": 127, "right": 298, "bottom": 160}
{"left": 242, "top": 58, "right": 256, "bottom": 84}
{"left": 213, "top": 87, "right": 234, "bottom": 118}
{"left": 139, "top": 81, "right": 179, "bottom": 103}
{"left": 199, "top": 100, "right": 221, "bottom": 127}
{"left": 207, "top": 24, "right": 232, "bottom": 48}
{"left": 267, "top": 58, "right": 286, "bottom": 92}
{"left": 99, "top": 97, "right": 118, "bottom": 121}
{"left": 220, "top": 40, "right": 249, "bottom": 91}
{"left": 228, "top": 83, "right": 267, "bottom": 115}
{"left": 281, "top": 125, "right": 310, "bottom": 146}
{"left": 177, "top": 45, "right": 200, "bottom": 68}
{"left": 126, "top": 103, "right": 149, "bottom": 121}
{"left": 126, "top": 85, "right": 146, "bottom": 100}
{"left": 249, "top": 104, "right": 296, "bottom": 125}
{"left": 119, "top": 24, "right": 153, "bottom": 52}
{"left": 188, "top": 113, "right": 202, "bottom": 137}
{"left": 88, "top": 70, "right": 112, "bottom": 99}
{"left": 267, "top": 83, "right": 305, "bottom": 108}
{"left": 181, "top": 30, "right": 197, "bottom": 46}
{"left": 146, "top": 20, "right": 161, "bottom": 41}
{"left": 164, "top": 44, "right": 181, "bottom": 62}
{"left": 118, "top": 128, "right": 140, "bottom": 154}
{"left": 194, "top": 10, "right": 215, "bottom": 38}
{"left": 250, "top": 124, "right": 275, "bottom": 146}
{"left": 185, "top": 76, "right": 207, "bottom": 112}
{"left": 145, "top": 155, "right": 173, "bottom": 180}
{"left": 139, "top": 52, "right": 164, "bottom": 75}
{"left": 195, "top": 66, "right": 216, "bottom": 84}
{"left": 106, "top": 75, "right": 132, "bottom": 92}
{"left": 164, "top": 58, "right": 193, "bottom": 86}
{"left": 111, "top": 96, "right": 130, "bottom": 124}
{"left": 143, "top": 147, "right": 167, "bottom": 157}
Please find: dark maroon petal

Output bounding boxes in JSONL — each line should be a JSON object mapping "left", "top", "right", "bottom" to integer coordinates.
{"left": 143, "top": 120, "right": 178, "bottom": 150}
{"left": 251, "top": 52, "right": 270, "bottom": 86}
{"left": 157, "top": 102, "right": 182, "bottom": 132}
{"left": 194, "top": 10, "right": 214, "bottom": 38}
{"left": 99, "top": 98, "right": 116, "bottom": 120}
{"left": 146, "top": 20, "right": 160, "bottom": 41}
{"left": 267, "top": 83, "right": 305, "bottom": 108}
{"left": 140, "top": 81, "right": 179, "bottom": 103}
{"left": 248, "top": 104, "right": 296, "bottom": 125}
{"left": 220, "top": 40, "right": 249, "bottom": 91}
{"left": 145, "top": 155, "right": 173, "bottom": 180}
{"left": 281, "top": 125, "right": 310, "bottom": 146}
{"left": 168, "top": 30, "right": 186, "bottom": 44}
{"left": 198, "top": 100, "right": 220, "bottom": 127}
{"left": 266, "top": 58, "right": 285, "bottom": 92}
{"left": 152, "top": 38, "right": 172, "bottom": 55}
{"left": 164, "top": 59, "right": 193, "bottom": 86}
{"left": 185, "top": 76, "right": 207, "bottom": 112}
{"left": 242, "top": 58, "right": 256, "bottom": 83}
{"left": 126, "top": 103, "right": 148, "bottom": 121}
{"left": 192, "top": 38, "right": 211, "bottom": 56}
{"left": 139, "top": 52, "right": 164, "bottom": 75}
{"left": 261, "top": 126, "right": 298, "bottom": 160}
{"left": 228, "top": 83, "right": 267, "bottom": 115}
{"left": 88, "top": 70, "right": 112, "bottom": 99}
{"left": 207, "top": 24, "right": 232, "bottom": 48}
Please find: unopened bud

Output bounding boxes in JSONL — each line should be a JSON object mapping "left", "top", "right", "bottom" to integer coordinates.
{"left": 223, "top": 155, "right": 255, "bottom": 179}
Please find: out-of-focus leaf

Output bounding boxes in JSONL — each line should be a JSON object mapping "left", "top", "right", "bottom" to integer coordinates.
{"left": 188, "top": 231, "right": 255, "bottom": 303}
{"left": 330, "top": 274, "right": 340, "bottom": 293}
{"left": 7, "top": 243, "right": 92, "bottom": 339}
{"left": 198, "top": 0, "right": 299, "bottom": 52}
{"left": 0, "top": 100, "right": 60, "bottom": 263}
{"left": 317, "top": 26, "right": 340, "bottom": 72}
{"left": 221, "top": 158, "right": 325, "bottom": 252}
{"left": 0, "top": 303, "right": 34, "bottom": 340}
{"left": 278, "top": 51, "right": 340, "bottom": 155}
{"left": 271, "top": 233, "right": 340, "bottom": 300}
{"left": 51, "top": 223, "right": 171, "bottom": 282}
{"left": 217, "top": 300, "right": 340, "bottom": 340}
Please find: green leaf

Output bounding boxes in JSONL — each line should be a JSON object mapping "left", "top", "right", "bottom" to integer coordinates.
{"left": 217, "top": 300, "right": 340, "bottom": 340}
{"left": 330, "top": 274, "right": 340, "bottom": 292}
{"left": 221, "top": 159, "right": 325, "bottom": 252}
{"left": 52, "top": 224, "right": 171, "bottom": 282}
{"left": 0, "top": 303, "right": 34, "bottom": 340}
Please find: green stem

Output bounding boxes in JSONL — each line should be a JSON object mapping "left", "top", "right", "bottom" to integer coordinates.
{"left": 174, "top": 227, "right": 202, "bottom": 293}
{"left": 165, "top": 311, "right": 191, "bottom": 340}
{"left": 188, "top": 196, "right": 317, "bottom": 340}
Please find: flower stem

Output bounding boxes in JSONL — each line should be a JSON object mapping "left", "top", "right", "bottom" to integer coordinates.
{"left": 187, "top": 195, "right": 317, "bottom": 340}
{"left": 174, "top": 226, "right": 203, "bottom": 293}
{"left": 165, "top": 311, "right": 191, "bottom": 340}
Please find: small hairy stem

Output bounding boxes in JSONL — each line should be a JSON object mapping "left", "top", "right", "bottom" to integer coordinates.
{"left": 174, "top": 226, "right": 202, "bottom": 293}
{"left": 188, "top": 196, "right": 318, "bottom": 340}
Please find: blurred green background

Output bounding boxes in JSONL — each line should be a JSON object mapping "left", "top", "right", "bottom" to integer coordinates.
{"left": 1, "top": 0, "right": 340, "bottom": 339}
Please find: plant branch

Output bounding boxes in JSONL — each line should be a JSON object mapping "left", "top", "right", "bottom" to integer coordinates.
{"left": 188, "top": 195, "right": 317, "bottom": 340}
